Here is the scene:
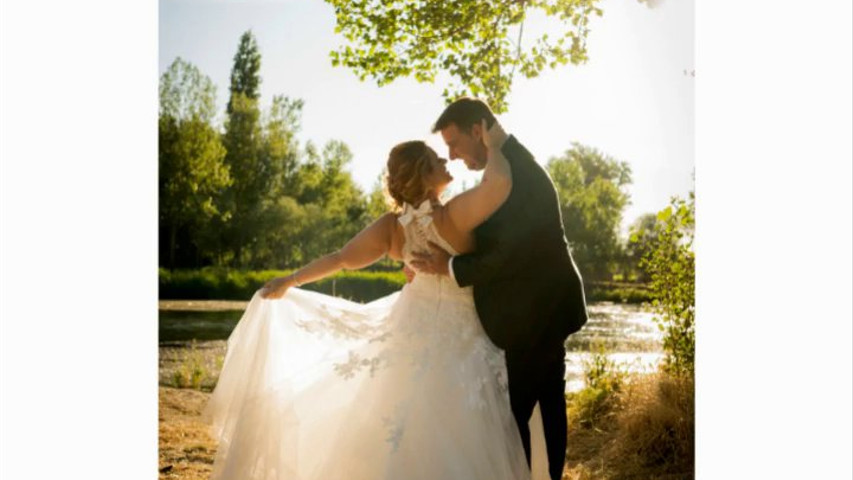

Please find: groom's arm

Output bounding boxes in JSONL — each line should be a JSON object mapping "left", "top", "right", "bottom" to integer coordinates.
{"left": 451, "top": 137, "right": 539, "bottom": 288}
{"left": 450, "top": 234, "right": 520, "bottom": 287}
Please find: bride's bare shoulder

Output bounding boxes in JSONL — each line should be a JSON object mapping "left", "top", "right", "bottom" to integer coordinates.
{"left": 385, "top": 212, "right": 405, "bottom": 261}
{"left": 430, "top": 204, "right": 453, "bottom": 227}
{"left": 431, "top": 205, "right": 475, "bottom": 254}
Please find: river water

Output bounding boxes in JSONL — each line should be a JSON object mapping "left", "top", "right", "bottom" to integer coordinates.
{"left": 159, "top": 300, "right": 663, "bottom": 393}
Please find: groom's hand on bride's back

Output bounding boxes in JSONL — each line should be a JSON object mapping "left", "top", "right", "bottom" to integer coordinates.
{"left": 409, "top": 242, "right": 451, "bottom": 276}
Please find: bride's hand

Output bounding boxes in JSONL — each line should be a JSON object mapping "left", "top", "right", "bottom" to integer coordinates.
{"left": 480, "top": 118, "right": 507, "bottom": 151}
{"left": 261, "top": 276, "right": 293, "bottom": 299}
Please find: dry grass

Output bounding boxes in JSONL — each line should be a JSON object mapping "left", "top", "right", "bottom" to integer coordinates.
{"left": 158, "top": 387, "right": 216, "bottom": 480}
{"left": 564, "top": 373, "right": 694, "bottom": 480}
{"left": 606, "top": 373, "right": 694, "bottom": 478}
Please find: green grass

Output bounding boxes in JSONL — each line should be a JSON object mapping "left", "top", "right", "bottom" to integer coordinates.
{"left": 169, "top": 340, "right": 216, "bottom": 390}
{"left": 159, "top": 267, "right": 406, "bottom": 303}
{"left": 567, "top": 348, "right": 629, "bottom": 429}
{"left": 585, "top": 281, "right": 652, "bottom": 304}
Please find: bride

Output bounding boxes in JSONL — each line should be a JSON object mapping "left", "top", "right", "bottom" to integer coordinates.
{"left": 203, "top": 120, "right": 547, "bottom": 480}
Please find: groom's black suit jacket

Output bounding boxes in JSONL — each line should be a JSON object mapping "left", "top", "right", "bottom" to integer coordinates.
{"left": 452, "top": 135, "right": 588, "bottom": 352}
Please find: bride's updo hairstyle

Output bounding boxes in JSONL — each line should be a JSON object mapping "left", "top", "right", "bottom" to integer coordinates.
{"left": 385, "top": 140, "right": 434, "bottom": 210}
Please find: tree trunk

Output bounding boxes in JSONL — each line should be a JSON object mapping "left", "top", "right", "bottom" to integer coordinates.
{"left": 235, "top": 228, "right": 244, "bottom": 269}
{"left": 237, "top": 221, "right": 247, "bottom": 269}
{"left": 169, "top": 223, "right": 178, "bottom": 268}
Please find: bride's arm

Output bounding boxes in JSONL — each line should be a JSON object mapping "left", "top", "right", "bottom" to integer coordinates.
{"left": 444, "top": 119, "right": 512, "bottom": 234}
{"left": 261, "top": 213, "right": 398, "bottom": 299}
{"left": 444, "top": 138, "right": 532, "bottom": 287}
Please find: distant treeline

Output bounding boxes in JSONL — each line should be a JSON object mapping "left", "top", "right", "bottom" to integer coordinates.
{"left": 160, "top": 30, "right": 666, "bottom": 284}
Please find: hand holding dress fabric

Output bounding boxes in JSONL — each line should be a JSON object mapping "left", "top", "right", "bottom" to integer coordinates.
{"left": 260, "top": 276, "right": 295, "bottom": 299}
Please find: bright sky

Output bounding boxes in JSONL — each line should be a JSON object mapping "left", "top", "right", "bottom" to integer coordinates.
{"left": 159, "top": 0, "right": 694, "bottom": 231}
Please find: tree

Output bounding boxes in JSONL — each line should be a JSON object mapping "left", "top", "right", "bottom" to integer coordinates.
{"left": 159, "top": 57, "right": 218, "bottom": 123}
{"left": 625, "top": 212, "right": 659, "bottom": 281}
{"left": 302, "top": 140, "right": 370, "bottom": 255}
{"left": 366, "top": 174, "right": 391, "bottom": 220}
{"left": 264, "top": 95, "right": 305, "bottom": 198}
{"left": 159, "top": 33, "right": 383, "bottom": 270}
{"left": 239, "top": 96, "right": 307, "bottom": 268}
{"left": 243, "top": 136, "right": 373, "bottom": 269}
{"left": 222, "top": 94, "right": 263, "bottom": 266}
{"left": 228, "top": 30, "right": 262, "bottom": 113}
{"left": 318, "top": 140, "right": 365, "bottom": 215}
{"left": 222, "top": 30, "right": 268, "bottom": 267}
{"left": 251, "top": 195, "right": 310, "bottom": 268}
{"left": 546, "top": 143, "right": 632, "bottom": 280}
{"left": 324, "top": 0, "right": 604, "bottom": 112}
{"left": 319, "top": 140, "right": 371, "bottom": 246}
{"left": 158, "top": 58, "right": 231, "bottom": 268}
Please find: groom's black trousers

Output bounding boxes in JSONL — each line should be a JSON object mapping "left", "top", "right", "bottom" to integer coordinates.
{"left": 506, "top": 344, "right": 567, "bottom": 480}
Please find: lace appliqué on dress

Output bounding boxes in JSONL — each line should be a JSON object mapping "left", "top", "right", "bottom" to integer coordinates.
{"left": 293, "top": 305, "right": 388, "bottom": 342}
{"left": 381, "top": 401, "right": 409, "bottom": 453}
{"left": 333, "top": 351, "right": 387, "bottom": 380}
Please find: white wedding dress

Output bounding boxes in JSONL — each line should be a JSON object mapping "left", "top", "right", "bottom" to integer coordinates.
{"left": 203, "top": 201, "right": 548, "bottom": 480}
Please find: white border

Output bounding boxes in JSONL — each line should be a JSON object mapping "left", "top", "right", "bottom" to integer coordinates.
{"left": 696, "top": 1, "right": 852, "bottom": 478}
{"left": 1, "top": 0, "right": 158, "bottom": 478}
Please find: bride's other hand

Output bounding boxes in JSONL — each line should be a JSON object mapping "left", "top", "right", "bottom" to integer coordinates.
{"left": 261, "top": 276, "right": 294, "bottom": 299}
{"left": 443, "top": 118, "right": 511, "bottom": 236}
{"left": 480, "top": 118, "right": 507, "bottom": 151}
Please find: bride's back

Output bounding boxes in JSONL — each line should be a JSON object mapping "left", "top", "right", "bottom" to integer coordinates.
{"left": 389, "top": 200, "right": 475, "bottom": 271}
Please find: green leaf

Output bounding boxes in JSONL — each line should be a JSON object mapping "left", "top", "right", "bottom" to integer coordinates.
{"left": 321, "top": 0, "right": 603, "bottom": 112}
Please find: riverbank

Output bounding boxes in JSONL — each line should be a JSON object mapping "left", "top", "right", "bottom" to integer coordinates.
{"left": 158, "top": 268, "right": 652, "bottom": 304}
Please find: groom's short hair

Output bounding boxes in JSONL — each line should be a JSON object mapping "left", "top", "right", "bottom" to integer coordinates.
{"left": 432, "top": 97, "right": 496, "bottom": 134}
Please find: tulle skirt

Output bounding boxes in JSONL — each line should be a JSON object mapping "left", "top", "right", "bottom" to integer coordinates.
{"left": 203, "top": 283, "right": 548, "bottom": 480}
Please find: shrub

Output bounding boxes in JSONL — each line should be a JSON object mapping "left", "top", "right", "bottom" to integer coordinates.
{"left": 637, "top": 194, "right": 695, "bottom": 376}
{"left": 568, "top": 347, "right": 628, "bottom": 430}
{"left": 171, "top": 341, "right": 209, "bottom": 390}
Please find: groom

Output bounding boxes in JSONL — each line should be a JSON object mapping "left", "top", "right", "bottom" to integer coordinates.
{"left": 411, "top": 97, "right": 588, "bottom": 480}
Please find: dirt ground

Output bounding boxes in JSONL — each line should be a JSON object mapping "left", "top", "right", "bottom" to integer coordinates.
{"left": 158, "top": 386, "right": 610, "bottom": 480}
{"left": 158, "top": 300, "right": 248, "bottom": 312}
{"left": 158, "top": 387, "right": 217, "bottom": 480}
